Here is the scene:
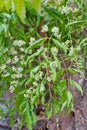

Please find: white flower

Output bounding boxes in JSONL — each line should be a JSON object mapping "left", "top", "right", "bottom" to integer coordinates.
{"left": 13, "top": 56, "right": 19, "bottom": 63}
{"left": 0, "top": 64, "right": 6, "bottom": 71}
{"left": 6, "top": 58, "right": 11, "bottom": 64}
{"left": 47, "top": 77, "right": 51, "bottom": 82}
{"left": 10, "top": 47, "right": 17, "bottom": 55}
{"left": 12, "top": 66, "right": 16, "bottom": 72}
{"left": 28, "top": 50, "right": 32, "bottom": 54}
{"left": 41, "top": 25, "right": 48, "bottom": 32}
{"left": 33, "top": 81, "right": 38, "bottom": 86}
{"left": 10, "top": 81, "right": 18, "bottom": 88}
{"left": 51, "top": 27, "right": 59, "bottom": 38}
{"left": 35, "top": 73, "right": 40, "bottom": 81}
{"left": 69, "top": 47, "right": 74, "bottom": 56}
{"left": 50, "top": 62, "right": 58, "bottom": 68}
{"left": 3, "top": 48, "right": 8, "bottom": 53}
{"left": 73, "top": 8, "right": 79, "bottom": 13}
{"left": 13, "top": 40, "right": 26, "bottom": 47}
{"left": 18, "top": 40, "right": 26, "bottom": 46}
{"left": 11, "top": 73, "right": 22, "bottom": 79}
{"left": 60, "top": 6, "right": 72, "bottom": 14}
{"left": 17, "top": 67, "right": 23, "bottom": 72}
{"left": 2, "top": 72, "right": 10, "bottom": 77}
{"left": 26, "top": 89, "right": 32, "bottom": 93}
{"left": 51, "top": 47, "right": 58, "bottom": 54}
{"left": 20, "top": 48, "right": 25, "bottom": 52}
{"left": 24, "top": 94, "right": 29, "bottom": 98}
{"left": 40, "top": 84, "right": 45, "bottom": 92}
{"left": 29, "top": 37, "right": 35, "bottom": 45}
{"left": 9, "top": 85, "right": 15, "bottom": 93}
{"left": 52, "top": 27, "right": 59, "bottom": 34}
{"left": 76, "top": 46, "right": 81, "bottom": 51}
{"left": 20, "top": 55, "right": 24, "bottom": 59}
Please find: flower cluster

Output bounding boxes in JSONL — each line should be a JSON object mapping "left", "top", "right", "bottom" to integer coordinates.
{"left": 41, "top": 25, "right": 48, "bottom": 32}
{"left": 51, "top": 27, "right": 61, "bottom": 38}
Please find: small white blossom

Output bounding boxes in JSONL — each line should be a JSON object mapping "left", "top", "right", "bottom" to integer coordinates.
{"left": 10, "top": 47, "right": 17, "bottom": 55}
{"left": 11, "top": 73, "right": 22, "bottom": 79}
{"left": 47, "top": 76, "right": 51, "bottom": 82}
{"left": 41, "top": 25, "right": 48, "bottom": 32}
{"left": 59, "top": 6, "right": 72, "bottom": 14}
{"left": 28, "top": 50, "right": 32, "bottom": 54}
{"left": 40, "top": 84, "right": 45, "bottom": 92}
{"left": 50, "top": 62, "right": 58, "bottom": 68}
{"left": 76, "top": 46, "right": 81, "bottom": 51}
{"left": 33, "top": 81, "right": 38, "bottom": 86}
{"left": 12, "top": 66, "right": 17, "bottom": 72}
{"left": 24, "top": 94, "right": 29, "bottom": 98}
{"left": 52, "top": 27, "right": 59, "bottom": 34}
{"left": 9, "top": 85, "right": 15, "bottom": 93}
{"left": 51, "top": 27, "right": 59, "bottom": 38}
{"left": 13, "top": 56, "right": 19, "bottom": 63}
{"left": 2, "top": 72, "right": 10, "bottom": 77}
{"left": 13, "top": 40, "right": 26, "bottom": 47}
{"left": 6, "top": 58, "right": 11, "bottom": 64}
{"left": 51, "top": 47, "right": 58, "bottom": 54}
{"left": 11, "top": 80, "right": 18, "bottom": 85}
{"left": 0, "top": 64, "right": 6, "bottom": 71}
{"left": 20, "top": 48, "right": 25, "bottom": 52}
{"left": 69, "top": 47, "right": 74, "bottom": 56}
{"left": 3, "top": 48, "right": 8, "bottom": 53}
{"left": 29, "top": 37, "right": 35, "bottom": 45}
{"left": 17, "top": 67, "right": 23, "bottom": 72}
{"left": 20, "top": 55, "right": 24, "bottom": 59}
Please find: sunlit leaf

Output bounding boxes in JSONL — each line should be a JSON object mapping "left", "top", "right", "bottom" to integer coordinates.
{"left": 32, "top": 0, "right": 41, "bottom": 13}
{"left": 4, "top": 0, "right": 12, "bottom": 11}
{"left": 28, "top": 38, "right": 47, "bottom": 50}
{"left": 14, "top": 0, "right": 26, "bottom": 23}
{"left": 52, "top": 38, "right": 67, "bottom": 53}
{"left": 0, "top": 0, "right": 4, "bottom": 11}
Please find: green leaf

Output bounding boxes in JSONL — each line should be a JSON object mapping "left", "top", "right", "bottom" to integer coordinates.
{"left": 69, "top": 79, "right": 83, "bottom": 95}
{"left": 50, "top": 66, "right": 56, "bottom": 82}
{"left": 66, "top": 20, "right": 87, "bottom": 27}
{"left": 26, "top": 1, "right": 37, "bottom": 15}
{"left": 61, "top": 101, "right": 67, "bottom": 112}
{"left": 4, "top": 0, "right": 12, "bottom": 11}
{"left": 25, "top": 102, "right": 32, "bottom": 130}
{"left": 68, "top": 67, "right": 85, "bottom": 78}
{"left": 32, "top": 0, "right": 41, "bottom": 13}
{"left": 67, "top": 91, "right": 73, "bottom": 107}
{"left": 27, "top": 48, "right": 44, "bottom": 62}
{"left": 28, "top": 38, "right": 47, "bottom": 50}
{"left": 14, "top": 0, "right": 26, "bottom": 23}
{"left": 80, "top": 38, "right": 87, "bottom": 46}
{"left": 52, "top": 38, "right": 66, "bottom": 53}
{"left": 0, "top": 0, "right": 4, "bottom": 11}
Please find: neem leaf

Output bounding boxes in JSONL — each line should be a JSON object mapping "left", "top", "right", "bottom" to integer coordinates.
{"left": 32, "top": 0, "right": 41, "bottom": 13}
{"left": 4, "top": 0, "right": 12, "bottom": 12}
{"left": 0, "top": 0, "right": 4, "bottom": 11}
{"left": 52, "top": 38, "right": 66, "bottom": 53}
{"left": 14, "top": 0, "right": 26, "bottom": 23}
{"left": 69, "top": 79, "right": 83, "bottom": 95}
{"left": 28, "top": 38, "right": 47, "bottom": 50}
{"left": 61, "top": 100, "right": 67, "bottom": 112}
{"left": 67, "top": 91, "right": 73, "bottom": 107}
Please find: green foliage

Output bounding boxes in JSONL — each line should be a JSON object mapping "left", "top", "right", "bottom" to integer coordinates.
{"left": 14, "top": 0, "right": 26, "bottom": 23}
{"left": 0, "top": 0, "right": 87, "bottom": 129}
